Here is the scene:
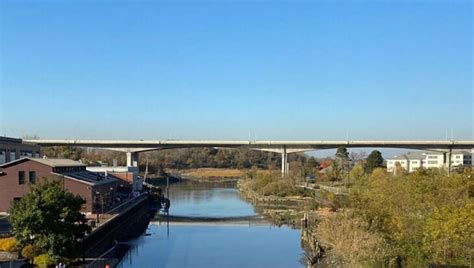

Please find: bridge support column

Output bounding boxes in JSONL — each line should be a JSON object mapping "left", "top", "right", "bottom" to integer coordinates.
{"left": 448, "top": 147, "right": 452, "bottom": 176}
{"left": 126, "top": 152, "right": 139, "bottom": 167}
{"left": 281, "top": 146, "right": 288, "bottom": 176}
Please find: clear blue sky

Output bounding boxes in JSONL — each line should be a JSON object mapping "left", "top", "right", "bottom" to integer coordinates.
{"left": 0, "top": 0, "right": 472, "bottom": 140}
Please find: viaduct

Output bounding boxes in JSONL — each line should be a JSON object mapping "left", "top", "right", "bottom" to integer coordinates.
{"left": 23, "top": 140, "right": 474, "bottom": 175}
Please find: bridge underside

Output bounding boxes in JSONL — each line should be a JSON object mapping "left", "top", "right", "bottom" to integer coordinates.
{"left": 24, "top": 140, "right": 474, "bottom": 176}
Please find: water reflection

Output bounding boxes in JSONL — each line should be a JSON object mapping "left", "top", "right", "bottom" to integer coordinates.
{"left": 118, "top": 180, "right": 305, "bottom": 267}
{"left": 120, "top": 223, "right": 304, "bottom": 268}
{"left": 167, "top": 181, "right": 257, "bottom": 218}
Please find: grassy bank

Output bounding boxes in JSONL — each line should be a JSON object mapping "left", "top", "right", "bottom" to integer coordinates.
{"left": 177, "top": 168, "right": 246, "bottom": 182}
{"left": 238, "top": 171, "right": 319, "bottom": 227}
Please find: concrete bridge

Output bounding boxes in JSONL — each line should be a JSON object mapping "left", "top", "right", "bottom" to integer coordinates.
{"left": 23, "top": 139, "right": 474, "bottom": 175}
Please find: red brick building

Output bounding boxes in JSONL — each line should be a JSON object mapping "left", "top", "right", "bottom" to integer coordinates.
{"left": 0, "top": 158, "right": 119, "bottom": 213}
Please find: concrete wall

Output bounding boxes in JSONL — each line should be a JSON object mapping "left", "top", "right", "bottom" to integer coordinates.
{"left": 82, "top": 195, "right": 151, "bottom": 258}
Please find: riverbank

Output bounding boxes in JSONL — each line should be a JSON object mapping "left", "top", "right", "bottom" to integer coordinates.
{"left": 178, "top": 168, "right": 245, "bottom": 182}
{"left": 237, "top": 174, "right": 338, "bottom": 266}
{"left": 237, "top": 178, "right": 319, "bottom": 228}
{"left": 170, "top": 168, "right": 246, "bottom": 182}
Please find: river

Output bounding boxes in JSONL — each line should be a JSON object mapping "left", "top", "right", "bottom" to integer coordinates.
{"left": 118, "top": 180, "right": 306, "bottom": 267}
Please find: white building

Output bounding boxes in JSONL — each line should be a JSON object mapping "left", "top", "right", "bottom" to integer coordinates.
{"left": 386, "top": 151, "right": 425, "bottom": 173}
{"left": 387, "top": 150, "right": 473, "bottom": 173}
{"left": 86, "top": 165, "right": 142, "bottom": 191}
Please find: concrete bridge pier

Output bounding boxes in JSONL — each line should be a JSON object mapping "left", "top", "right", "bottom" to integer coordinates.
{"left": 251, "top": 147, "right": 313, "bottom": 177}
{"left": 126, "top": 151, "right": 139, "bottom": 167}
{"left": 281, "top": 147, "right": 288, "bottom": 176}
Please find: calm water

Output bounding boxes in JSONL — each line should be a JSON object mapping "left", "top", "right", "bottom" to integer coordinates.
{"left": 119, "top": 181, "right": 305, "bottom": 268}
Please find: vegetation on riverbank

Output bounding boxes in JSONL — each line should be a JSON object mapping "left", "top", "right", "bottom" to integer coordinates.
{"left": 239, "top": 163, "right": 473, "bottom": 267}
{"left": 239, "top": 170, "right": 318, "bottom": 227}
{"left": 179, "top": 168, "right": 245, "bottom": 181}
{"left": 312, "top": 168, "right": 473, "bottom": 266}
{"left": 244, "top": 170, "right": 308, "bottom": 197}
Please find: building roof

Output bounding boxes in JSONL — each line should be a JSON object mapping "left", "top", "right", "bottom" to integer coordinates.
{"left": 0, "top": 136, "right": 22, "bottom": 144}
{"left": 52, "top": 171, "right": 117, "bottom": 186}
{"left": 31, "top": 158, "right": 86, "bottom": 167}
{"left": 389, "top": 151, "right": 426, "bottom": 161}
{"left": 453, "top": 150, "right": 472, "bottom": 155}
{"left": 0, "top": 157, "right": 85, "bottom": 168}
{"left": 388, "top": 150, "right": 473, "bottom": 161}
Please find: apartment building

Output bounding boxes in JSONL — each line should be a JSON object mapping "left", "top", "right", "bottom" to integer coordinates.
{"left": 387, "top": 150, "right": 473, "bottom": 173}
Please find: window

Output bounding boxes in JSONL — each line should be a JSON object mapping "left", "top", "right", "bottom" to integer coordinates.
{"left": 411, "top": 161, "right": 418, "bottom": 164}
{"left": 0, "top": 151, "right": 5, "bottom": 164}
{"left": 13, "top": 197, "right": 21, "bottom": 203}
{"left": 18, "top": 171, "right": 25, "bottom": 185}
{"left": 455, "top": 155, "right": 461, "bottom": 159}
{"left": 427, "top": 155, "right": 438, "bottom": 159}
{"left": 29, "top": 171, "right": 36, "bottom": 184}
{"left": 428, "top": 161, "right": 438, "bottom": 165}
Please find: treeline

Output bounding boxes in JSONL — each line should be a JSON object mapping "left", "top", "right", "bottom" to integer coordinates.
{"left": 41, "top": 145, "right": 387, "bottom": 180}
{"left": 41, "top": 146, "right": 308, "bottom": 173}
{"left": 140, "top": 148, "right": 307, "bottom": 173}
{"left": 41, "top": 146, "right": 126, "bottom": 166}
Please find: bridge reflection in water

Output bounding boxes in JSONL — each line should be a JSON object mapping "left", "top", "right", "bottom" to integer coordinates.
{"left": 117, "top": 180, "right": 305, "bottom": 268}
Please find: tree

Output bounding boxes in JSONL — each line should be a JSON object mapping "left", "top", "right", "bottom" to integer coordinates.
{"left": 348, "top": 169, "right": 473, "bottom": 266}
{"left": 335, "top": 147, "right": 350, "bottom": 178}
{"left": 364, "top": 150, "right": 384, "bottom": 174}
{"left": 336, "top": 146, "right": 349, "bottom": 161}
{"left": 349, "top": 151, "right": 367, "bottom": 164}
{"left": 9, "top": 181, "right": 91, "bottom": 261}
{"left": 303, "top": 157, "right": 319, "bottom": 177}
{"left": 423, "top": 203, "right": 474, "bottom": 266}
{"left": 393, "top": 161, "right": 406, "bottom": 176}
{"left": 349, "top": 163, "right": 365, "bottom": 181}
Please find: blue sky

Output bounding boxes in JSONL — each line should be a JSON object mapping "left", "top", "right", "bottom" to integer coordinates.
{"left": 0, "top": 0, "right": 472, "bottom": 141}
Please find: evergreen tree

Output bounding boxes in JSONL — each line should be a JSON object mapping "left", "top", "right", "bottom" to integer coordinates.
{"left": 364, "top": 150, "right": 384, "bottom": 174}
{"left": 335, "top": 146, "right": 350, "bottom": 176}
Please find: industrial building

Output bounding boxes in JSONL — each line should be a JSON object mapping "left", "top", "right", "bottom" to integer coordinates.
{"left": 0, "top": 157, "right": 119, "bottom": 213}
{"left": 0, "top": 136, "right": 40, "bottom": 164}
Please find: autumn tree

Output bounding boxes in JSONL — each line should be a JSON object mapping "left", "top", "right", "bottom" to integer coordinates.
{"left": 348, "top": 169, "right": 473, "bottom": 266}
